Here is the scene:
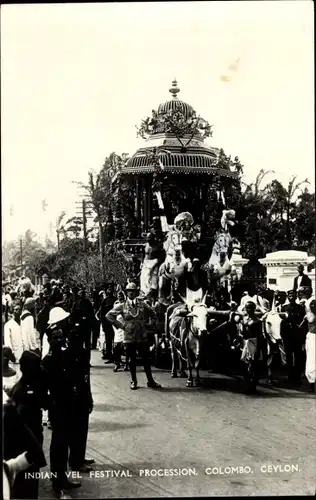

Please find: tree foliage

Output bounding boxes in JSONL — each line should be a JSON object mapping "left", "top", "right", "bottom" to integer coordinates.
{"left": 3, "top": 149, "right": 314, "bottom": 288}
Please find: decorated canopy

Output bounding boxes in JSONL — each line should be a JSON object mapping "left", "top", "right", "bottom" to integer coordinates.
{"left": 122, "top": 80, "right": 238, "bottom": 180}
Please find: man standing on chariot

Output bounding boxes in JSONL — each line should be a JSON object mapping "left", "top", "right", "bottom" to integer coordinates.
{"left": 140, "top": 217, "right": 164, "bottom": 301}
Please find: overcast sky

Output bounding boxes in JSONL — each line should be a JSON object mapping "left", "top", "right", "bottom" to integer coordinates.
{"left": 1, "top": 1, "right": 314, "bottom": 243}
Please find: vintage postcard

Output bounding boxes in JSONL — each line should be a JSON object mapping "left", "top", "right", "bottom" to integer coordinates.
{"left": 2, "top": 1, "right": 315, "bottom": 499}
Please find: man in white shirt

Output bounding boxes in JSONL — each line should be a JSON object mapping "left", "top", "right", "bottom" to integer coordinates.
{"left": 3, "top": 287, "right": 13, "bottom": 307}
{"left": 238, "top": 286, "right": 269, "bottom": 314}
{"left": 20, "top": 298, "right": 39, "bottom": 352}
{"left": 4, "top": 302, "right": 24, "bottom": 363}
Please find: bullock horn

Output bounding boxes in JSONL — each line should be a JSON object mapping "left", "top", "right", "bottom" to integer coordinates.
{"left": 271, "top": 292, "right": 276, "bottom": 313}
{"left": 178, "top": 294, "right": 188, "bottom": 306}
{"left": 202, "top": 292, "right": 207, "bottom": 305}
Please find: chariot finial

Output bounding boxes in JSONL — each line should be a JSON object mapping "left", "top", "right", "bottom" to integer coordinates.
{"left": 169, "top": 79, "right": 180, "bottom": 99}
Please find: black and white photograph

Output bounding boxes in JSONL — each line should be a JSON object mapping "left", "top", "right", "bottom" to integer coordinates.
{"left": 1, "top": 1, "right": 315, "bottom": 498}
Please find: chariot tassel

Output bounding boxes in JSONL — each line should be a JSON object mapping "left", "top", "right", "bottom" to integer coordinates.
{"left": 154, "top": 191, "right": 169, "bottom": 233}
{"left": 220, "top": 191, "right": 226, "bottom": 206}
{"left": 158, "top": 159, "right": 165, "bottom": 171}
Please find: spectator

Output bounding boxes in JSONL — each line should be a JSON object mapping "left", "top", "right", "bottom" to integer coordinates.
{"left": 98, "top": 286, "right": 115, "bottom": 362}
{"left": 106, "top": 282, "right": 161, "bottom": 390}
{"left": 4, "top": 302, "right": 24, "bottom": 363}
{"left": 8, "top": 351, "right": 49, "bottom": 499}
{"left": 293, "top": 264, "right": 312, "bottom": 292}
{"left": 21, "top": 298, "right": 39, "bottom": 354}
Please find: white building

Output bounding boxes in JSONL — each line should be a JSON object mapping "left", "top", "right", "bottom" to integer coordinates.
{"left": 259, "top": 250, "right": 315, "bottom": 292}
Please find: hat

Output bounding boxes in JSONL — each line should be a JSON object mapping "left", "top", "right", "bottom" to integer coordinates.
{"left": 125, "top": 282, "right": 138, "bottom": 291}
{"left": 3, "top": 346, "right": 15, "bottom": 363}
{"left": 19, "top": 350, "right": 41, "bottom": 374}
{"left": 20, "top": 350, "right": 41, "bottom": 364}
{"left": 24, "top": 297, "right": 36, "bottom": 307}
{"left": 48, "top": 307, "right": 70, "bottom": 325}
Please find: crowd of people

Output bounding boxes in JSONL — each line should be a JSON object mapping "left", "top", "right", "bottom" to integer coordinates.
{"left": 2, "top": 279, "right": 100, "bottom": 499}
{"left": 2, "top": 277, "right": 165, "bottom": 499}
{"left": 2, "top": 264, "right": 315, "bottom": 498}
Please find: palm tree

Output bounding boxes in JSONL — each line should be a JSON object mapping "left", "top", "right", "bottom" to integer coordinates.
{"left": 284, "top": 176, "right": 310, "bottom": 242}
{"left": 73, "top": 152, "right": 130, "bottom": 280}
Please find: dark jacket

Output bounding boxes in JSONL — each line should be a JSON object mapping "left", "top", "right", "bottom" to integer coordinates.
{"left": 42, "top": 341, "right": 92, "bottom": 416}
{"left": 281, "top": 302, "right": 306, "bottom": 337}
{"left": 36, "top": 305, "right": 50, "bottom": 338}
{"left": 42, "top": 348, "right": 77, "bottom": 413}
{"left": 3, "top": 396, "right": 46, "bottom": 468}
{"left": 67, "top": 338, "right": 93, "bottom": 416}
{"left": 71, "top": 298, "right": 95, "bottom": 326}
{"left": 8, "top": 375, "right": 49, "bottom": 443}
{"left": 55, "top": 294, "right": 74, "bottom": 313}
{"left": 293, "top": 274, "right": 312, "bottom": 291}
{"left": 99, "top": 295, "right": 115, "bottom": 322}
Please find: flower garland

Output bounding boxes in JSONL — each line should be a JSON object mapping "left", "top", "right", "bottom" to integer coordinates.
{"left": 136, "top": 106, "right": 213, "bottom": 148}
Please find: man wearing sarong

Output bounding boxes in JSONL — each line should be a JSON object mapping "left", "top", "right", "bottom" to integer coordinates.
{"left": 299, "top": 296, "right": 316, "bottom": 393}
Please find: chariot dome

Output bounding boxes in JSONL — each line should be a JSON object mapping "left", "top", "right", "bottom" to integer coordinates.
{"left": 123, "top": 79, "right": 238, "bottom": 177}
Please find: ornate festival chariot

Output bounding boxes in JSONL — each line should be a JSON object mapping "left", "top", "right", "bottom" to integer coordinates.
{"left": 118, "top": 80, "right": 240, "bottom": 304}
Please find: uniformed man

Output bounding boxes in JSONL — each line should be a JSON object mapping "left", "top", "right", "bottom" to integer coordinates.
{"left": 106, "top": 282, "right": 162, "bottom": 390}
{"left": 66, "top": 323, "right": 94, "bottom": 472}
{"left": 42, "top": 307, "right": 82, "bottom": 494}
{"left": 71, "top": 288, "right": 95, "bottom": 353}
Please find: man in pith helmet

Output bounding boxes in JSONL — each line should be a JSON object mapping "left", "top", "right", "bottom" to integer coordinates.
{"left": 42, "top": 307, "right": 82, "bottom": 494}
{"left": 106, "top": 282, "right": 162, "bottom": 390}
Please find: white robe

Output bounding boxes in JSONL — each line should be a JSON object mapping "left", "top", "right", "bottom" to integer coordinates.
{"left": 20, "top": 313, "right": 38, "bottom": 351}
{"left": 113, "top": 314, "right": 125, "bottom": 344}
{"left": 305, "top": 332, "right": 316, "bottom": 384}
{"left": 140, "top": 257, "right": 159, "bottom": 296}
{"left": 4, "top": 318, "right": 24, "bottom": 362}
{"left": 305, "top": 306, "right": 316, "bottom": 384}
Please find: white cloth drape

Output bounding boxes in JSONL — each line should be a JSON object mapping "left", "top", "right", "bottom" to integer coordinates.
{"left": 97, "top": 324, "right": 105, "bottom": 352}
{"left": 305, "top": 332, "right": 316, "bottom": 384}
{"left": 41, "top": 333, "right": 50, "bottom": 359}
{"left": 240, "top": 337, "right": 258, "bottom": 363}
{"left": 21, "top": 315, "right": 38, "bottom": 351}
